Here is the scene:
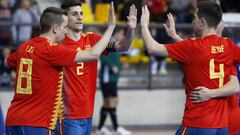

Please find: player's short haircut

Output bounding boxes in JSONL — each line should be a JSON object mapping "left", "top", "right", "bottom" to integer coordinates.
{"left": 40, "top": 7, "right": 67, "bottom": 34}
{"left": 197, "top": 2, "right": 222, "bottom": 28}
{"left": 61, "top": 0, "right": 82, "bottom": 10}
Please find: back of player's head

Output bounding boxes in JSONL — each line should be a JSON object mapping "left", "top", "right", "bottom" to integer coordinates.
{"left": 61, "top": 0, "right": 82, "bottom": 10}
{"left": 40, "top": 7, "right": 67, "bottom": 33}
{"left": 197, "top": 1, "right": 222, "bottom": 28}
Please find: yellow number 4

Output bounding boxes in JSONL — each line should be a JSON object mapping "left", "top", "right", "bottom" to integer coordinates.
{"left": 17, "top": 58, "right": 33, "bottom": 94}
{"left": 209, "top": 59, "right": 224, "bottom": 88}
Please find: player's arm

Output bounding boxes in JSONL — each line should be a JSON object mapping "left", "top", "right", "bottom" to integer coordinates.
{"left": 74, "top": 2, "right": 116, "bottom": 62}
{"left": 141, "top": 5, "right": 168, "bottom": 56}
{"left": 189, "top": 75, "right": 239, "bottom": 103}
{"left": 4, "top": 51, "right": 17, "bottom": 68}
{"left": 114, "top": 5, "right": 137, "bottom": 52}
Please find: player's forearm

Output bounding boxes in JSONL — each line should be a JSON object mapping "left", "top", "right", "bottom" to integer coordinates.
{"left": 141, "top": 25, "right": 168, "bottom": 56}
{"left": 74, "top": 26, "right": 115, "bottom": 62}
{"left": 115, "top": 28, "right": 135, "bottom": 52}
{"left": 211, "top": 75, "right": 239, "bottom": 98}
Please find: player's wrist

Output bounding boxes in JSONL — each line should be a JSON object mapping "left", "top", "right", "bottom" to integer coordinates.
{"left": 209, "top": 90, "right": 218, "bottom": 98}
{"left": 141, "top": 24, "right": 149, "bottom": 29}
{"left": 172, "top": 35, "right": 182, "bottom": 42}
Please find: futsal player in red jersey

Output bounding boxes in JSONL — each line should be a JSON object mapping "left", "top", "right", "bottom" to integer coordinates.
{"left": 57, "top": 0, "right": 137, "bottom": 135}
{"left": 4, "top": 5, "right": 116, "bottom": 135}
{"left": 141, "top": 2, "right": 240, "bottom": 135}
{"left": 164, "top": 13, "right": 240, "bottom": 135}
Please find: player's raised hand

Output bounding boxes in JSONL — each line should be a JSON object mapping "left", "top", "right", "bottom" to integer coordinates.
{"left": 108, "top": 1, "right": 116, "bottom": 28}
{"left": 189, "top": 86, "right": 213, "bottom": 103}
{"left": 127, "top": 4, "right": 137, "bottom": 29}
{"left": 163, "top": 13, "right": 183, "bottom": 42}
{"left": 140, "top": 5, "right": 150, "bottom": 27}
{"left": 163, "top": 13, "right": 177, "bottom": 38}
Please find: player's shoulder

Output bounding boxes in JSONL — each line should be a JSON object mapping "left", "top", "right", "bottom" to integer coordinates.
{"left": 183, "top": 37, "right": 198, "bottom": 43}
{"left": 221, "top": 37, "right": 232, "bottom": 42}
{"left": 189, "top": 37, "right": 197, "bottom": 41}
{"left": 46, "top": 40, "right": 58, "bottom": 47}
{"left": 81, "top": 32, "right": 101, "bottom": 38}
{"left": 179, "top": 37, "right": 198, "bottom": 45}
{"left": 28, "top": 37, "right": 58, "bottom": 47}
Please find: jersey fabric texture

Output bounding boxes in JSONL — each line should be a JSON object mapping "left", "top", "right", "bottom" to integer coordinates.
{"left": 228, "top": 94, "right": 240, "bottom": 135}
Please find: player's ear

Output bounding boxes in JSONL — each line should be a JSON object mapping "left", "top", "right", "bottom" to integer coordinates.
{"left": 52, "top": 24, "right": 59, "bottom": 34}
{"left": 199, "top": 17, "right": 206, "bottom": 27}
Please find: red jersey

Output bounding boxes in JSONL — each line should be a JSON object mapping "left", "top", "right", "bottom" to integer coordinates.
{"left": 62, "top": 33, "right": 103, "bottom": 119}
{"left": 165, "top": 35, "right": 237, "bottom": 128}
{"left": 228, "top": 94, "right": 240, "bottom": 135}
{"left": 6, "top": 37, "right": 77, "bottom": 130}
{"left": 222, "top": 38, "right": 240, "bottom": 134}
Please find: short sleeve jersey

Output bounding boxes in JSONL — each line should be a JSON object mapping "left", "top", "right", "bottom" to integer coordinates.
{"left": 62, "top": 33, "right": 103, "bottom": 119}
{"left": 165, "top": 35, "right": 237, "bottom": 128}
{"left": 6, "top": 37, "right": 77, "bottom": 130}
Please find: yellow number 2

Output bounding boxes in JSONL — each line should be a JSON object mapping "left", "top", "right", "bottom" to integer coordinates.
{"left": 209, "top": 59, "right": 224, "bottom": 88}
{"left": 76, "top": 62, "right": 84, "bottom": 75}
{"left": 17, "top": 58, "right": 33, "bottom": 94}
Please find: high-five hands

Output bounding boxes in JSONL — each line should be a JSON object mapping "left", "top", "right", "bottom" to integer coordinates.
{"left": 108, "top": 1, "right": 116, "bottom": 28}
{"left": 163, "top": 13, "right": 183, "bottom": 42}
{"left": 127, "top": 5, "right": 137, "bottom": 29}
{"left": 140, "top": 5, "right": 150, "bottom": 27}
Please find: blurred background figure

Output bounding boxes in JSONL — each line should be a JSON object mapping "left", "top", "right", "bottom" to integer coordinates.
{"left": 0, "top": 47, "right": 15, "bottom": 87}
{"left": 169, "top": 0, "right": 195, "bottom": 23}
{"left": 97, "top": 29, "right": 131, "bottom": 135}
{"left": 119, "top": 0, "right": 142, "bottom": 23}
{"left": 11, "top": 0, "right": 39, "bottom": 46}
{"left": 0, "top": 0, "right": 12, "bottom": 46}
{"left": 147, "top": 0, "right": 169, "bottom": 22}
{"left": 0, "top": 104, "right": 4, "bottom": 135}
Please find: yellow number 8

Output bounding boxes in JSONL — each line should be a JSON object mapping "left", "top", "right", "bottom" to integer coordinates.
{"left": 17, "top": 58, "right": 33, "bottom": 94}
{"left": 209, "top": 59, "right": 224, "bottom": 88}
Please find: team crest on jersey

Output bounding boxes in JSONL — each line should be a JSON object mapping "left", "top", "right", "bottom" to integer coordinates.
{"left": 76, "top": 47, "right": 81, "bottom": 51}
{"left": 81, "top": 32, "right": 93, "bottom": 37}
{"left": 47, "top": 40, "right": 57, "bottom": 46}
{"left": 85, "top": 44, "right": 91, "bottom": 50}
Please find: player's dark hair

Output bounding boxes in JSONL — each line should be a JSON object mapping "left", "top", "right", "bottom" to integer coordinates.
{"left": 197, "top": 2, "right": 222, "bottom": 28}
{"left": 40, "top": 7, "right": 67, "bottom": 34}
{"left": 61, "top": 0, "right": 82, "bottom": 10}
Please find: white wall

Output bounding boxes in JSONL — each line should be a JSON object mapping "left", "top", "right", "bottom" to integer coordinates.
{"left": 93, "top": 89, "right": 185, "bottom": 126}
{"left": 0, "top": 89, "right": 185, "bottom": 126}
